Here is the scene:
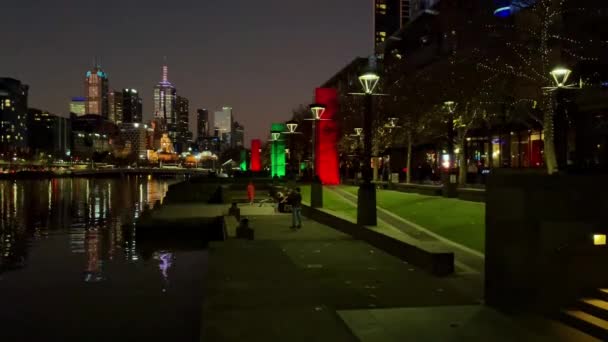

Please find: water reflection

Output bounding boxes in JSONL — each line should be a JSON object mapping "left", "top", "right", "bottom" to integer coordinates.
{"left": 0, "top": 176, "right": 208, "bottom": 341}
{"left": 0, "top": 176, "right": 172, "bottom": 276}
{"left": 156, "top": 251, "right": 174, "bottom": 292}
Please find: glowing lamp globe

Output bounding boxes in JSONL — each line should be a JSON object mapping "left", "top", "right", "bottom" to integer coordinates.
{"left": 309, "top": 104, "right": 326, "bottom": 120}
{"left": 359, "top": 72, "right": 380, "bottom": 94}
{"left": 444, "top": 101, "right": 457, "bottom": 113}
{"left": 286, "top": 120, "right": 299, "bottom": 133}
{"left": 550, "top": 68, "right": 572, "bottom": 88}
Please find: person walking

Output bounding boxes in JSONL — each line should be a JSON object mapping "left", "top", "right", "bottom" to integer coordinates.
{"left": 289, "top": 187, "right": 303, "bottom": 229}
{"left": 247, "top": 181, "right": 255, "bottom": 205}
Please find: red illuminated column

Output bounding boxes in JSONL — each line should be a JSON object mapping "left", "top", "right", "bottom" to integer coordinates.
{"left": 251, "top": 139, "right": 261, "bottom": 172}
{"left": 315, "top": 88, "right": 340, "bottom": 185}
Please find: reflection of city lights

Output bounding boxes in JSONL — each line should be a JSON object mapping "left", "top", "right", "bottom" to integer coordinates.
{"left": 154, "top": 251, "right": 174, "bottom": 292}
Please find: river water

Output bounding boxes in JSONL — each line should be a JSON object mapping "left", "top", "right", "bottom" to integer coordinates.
{"left": 0, "top": 177, "right": 207, "bottom": 341}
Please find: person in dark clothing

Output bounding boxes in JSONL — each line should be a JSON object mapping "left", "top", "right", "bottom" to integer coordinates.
{"left": 289, "top": 187, "right": 303, "bottom": 229}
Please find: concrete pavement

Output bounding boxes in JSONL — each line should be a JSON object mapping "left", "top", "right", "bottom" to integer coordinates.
{"left": 202, "top": 209, "right": 596, "bottom": 341}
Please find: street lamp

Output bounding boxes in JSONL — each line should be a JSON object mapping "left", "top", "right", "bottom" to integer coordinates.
{"left": 284, "top": 119, "right": 301, "bottom": 179}
{"left": 355, "top": 69, "right": 381, "bottom": 226}
{"left": 543, "top": 66, "right": 580, "bottom": 171}
{"left": 443, "top": 101, "right": 457, "bottom": 169}
{"left": 270, "top": 130, "right": 282, "bottom": 179}
{"left": 306, "top": 103, "right": 327, "bottom": 208}
{"left": 550, "top": 68, "right": 572, "bottom": 88}
{"left": 442, "top": 101, "right": 458, "bottom": 197}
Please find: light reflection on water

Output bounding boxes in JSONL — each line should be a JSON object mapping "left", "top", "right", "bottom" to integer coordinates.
{"left": 0, "top": 176, "right": 207, "bottom": 341}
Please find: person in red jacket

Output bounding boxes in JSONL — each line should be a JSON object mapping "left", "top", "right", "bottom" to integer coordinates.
{"left": 247, "top": 181, "right": 255, "bottom": 205}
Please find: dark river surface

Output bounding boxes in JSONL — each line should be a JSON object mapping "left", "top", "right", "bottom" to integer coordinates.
{"left": 0, "top": 177, "right": 207, "bottom": 341}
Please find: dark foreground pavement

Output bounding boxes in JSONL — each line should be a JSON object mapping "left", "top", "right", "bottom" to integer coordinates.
{"left": 202, "top": 211, "right": 598, "bottom": 341}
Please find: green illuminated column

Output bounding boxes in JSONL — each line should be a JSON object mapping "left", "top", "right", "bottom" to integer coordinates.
{"left": 240, "top": 149, "right": 247, "bottom": 171}
{"left": 271, "top": 123, "right": 287, "bottom": 178}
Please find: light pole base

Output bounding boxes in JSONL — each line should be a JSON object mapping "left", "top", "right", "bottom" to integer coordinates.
{"left": 311, "top": 178, "right": 323, "bottom": 208}
{"left": 357, "top": 182, "right": 377, "bottom": 226}
{"left": 442, "top": 171, "right": 458, "bottom": 198}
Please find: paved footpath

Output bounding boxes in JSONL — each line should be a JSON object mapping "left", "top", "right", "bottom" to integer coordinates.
{"left": 202, "top": 209, "right": 596, "bottom": 341}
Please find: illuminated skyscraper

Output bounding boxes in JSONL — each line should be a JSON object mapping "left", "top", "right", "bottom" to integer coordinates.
{"left": 196, "top": 108, "right": 209, "bottom": 139}
{"left": 84, "top": 65, "right": 109, "bottom": 118}
{"left": 153, "top": 65, "right": 177, "bottom": 127}
{"left": 214, "top": 107, "right": 232, "bottom": 143}
{"left": 70, "top": 97, "right": 86, "bottom": 116}
{"left": 122, "top": 88, "right": 142, "bottom": 123}
{"left": 0, "top": 78, "right": 28, "bottom": 153}
{"left": 175, "top": 95, "right": 192, "bottom": 153}
{"left": 108, "top": 90, "right": 123, "bottom": 123}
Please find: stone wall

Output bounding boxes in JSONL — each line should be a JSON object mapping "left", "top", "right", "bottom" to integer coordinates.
{"left": 485, "top": 170, "right": 608, "bottom": 311}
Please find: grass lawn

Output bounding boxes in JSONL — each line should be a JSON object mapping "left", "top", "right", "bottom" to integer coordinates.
{"left": 299, "top": 185, "right": 358, "bottom": 221}
{"left": 340, "top": 185, "right": 485, "bottom": 253}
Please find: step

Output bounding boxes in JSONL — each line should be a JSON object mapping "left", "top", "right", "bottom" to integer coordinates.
{"left": 578, "top": 298, "right": 608, "bottom": 321}
{"left": 596, "top": 288, "right": 608, "bottom": 301}
{"left": 561, "top": 309, "right": 608, "bottom": 341}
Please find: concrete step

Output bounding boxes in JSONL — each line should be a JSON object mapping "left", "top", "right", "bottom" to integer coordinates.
{"left": 595, "top": 288, "right": 608, "bottom": 301}
{"left": 578, "top": 298, "right": 608, "bottom": 321}
{"left": 560, "top": 309, "right": 608, "bottom": 340}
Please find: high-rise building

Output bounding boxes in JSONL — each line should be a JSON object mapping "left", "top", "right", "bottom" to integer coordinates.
{"left": 27, "top": 109, "right": 71, "bottom": 157}
{"left": 118, "top": 122, "right": 149, "bottom": 159}
{"left": 122, "top": 88, "right": 143, "bottom": 123}
{"left": 214, "top": 107, "right": 232, "bottom": 143}
{"left": 70, "top": 97, "right": 86, "bottom": 116}
{"left": 0, "top": 78, "right": 29, "bottom": 153}
{"left": 108, "top": 90, "right": 123, "bottom": 123}
{"left": 153, "top": 65, "right": 177, "bottom": 128}
{"left": 85, "top": 65, "right": 109, "bottom": 118}
{"left": 175, "top": 95, "right": 192, "bottom": 153}
{"left": 232, "top": 121, "right": 245, "bottom": 148}
{"left": 196, "top": 109, "right": 209, "bottom": 139}
{"left": 374, "top": 0, "right": 431, "bottom": 51}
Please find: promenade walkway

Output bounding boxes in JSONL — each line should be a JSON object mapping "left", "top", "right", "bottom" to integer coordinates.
{"left": 203, "top": 207, "right": 595, "bottom": 341}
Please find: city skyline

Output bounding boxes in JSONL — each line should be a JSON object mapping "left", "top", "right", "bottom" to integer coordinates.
{"left": 1, "top": 0, "right": 372, "bottom": 144}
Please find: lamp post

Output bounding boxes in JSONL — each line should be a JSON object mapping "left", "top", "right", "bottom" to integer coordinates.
{"left": 306, "top": 104, "right": 326, "bottom": 208}
{"left": 543, "top": 67, "right": 580, "bottom": 172}
{"left": 284, "top": 119, "right": 300, "bottom": 180}
{"left": 442, "top": 101, "right": 458, "bottom": 198}
{"left": 271, "top": 130, "right": 281, "bottom": 180}
{"left": 356, "top": 70, "right": 380, "bottom": 226}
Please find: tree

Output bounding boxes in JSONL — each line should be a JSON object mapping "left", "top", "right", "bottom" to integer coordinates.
{"left": 478, "top": 0, "right": 603, "bottom": 174}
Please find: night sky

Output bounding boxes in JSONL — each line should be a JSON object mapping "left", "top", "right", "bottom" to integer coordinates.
{"left": 2, "top": 0, "right": 372, "bottom": 144}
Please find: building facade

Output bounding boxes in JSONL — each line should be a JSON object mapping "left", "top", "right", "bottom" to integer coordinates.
{"left": 153, "top": 65, "right": 177, "bottom": 134}
{"left": 214, "top": 107, "right": 232, "bottom": 144}
{"left": 85, "top": 65, "right": 109, "bottom": 118}
{"left": 0, "top": 78, "right": 29, "bottom": 154}
{"left": 374, "top": 0, "right": 438, "bottom": 52}
{"left": 27, "top": 109, "right": 71, "bottom": 158}
{"left": 70, "top": 97, "right": 86, "bottom": 116}
{"left": 122, "top": 88, "right": 142, "bottom": 123}
{"left": 108, "top": 90, "right": 123, "bottom": 123}
{"left": 232, "top": 121, "right": 244, "bottom": 148}
{"left": 196, "top": 108, "right": 209, "bottom": 139}
{"left": 175, "top": 95, "right": 191, "bottom": 153}
{"left": 71, "top": 114, "right": 117, "bottom": 160}
{"left": 118, "top": 122, "right": 149, "bottom": 159}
